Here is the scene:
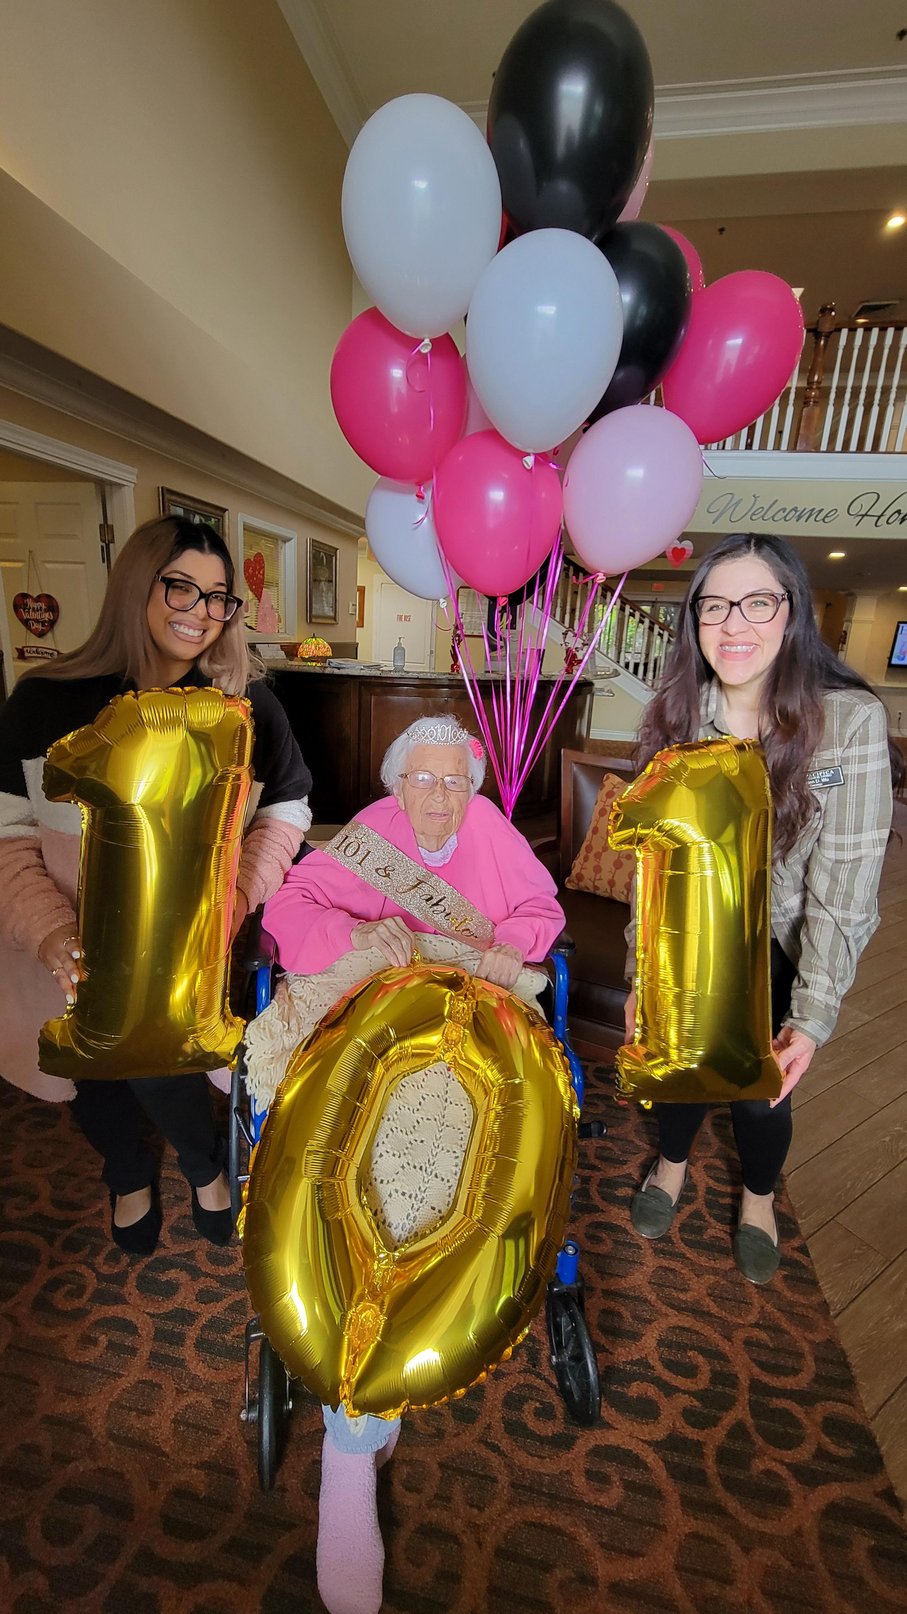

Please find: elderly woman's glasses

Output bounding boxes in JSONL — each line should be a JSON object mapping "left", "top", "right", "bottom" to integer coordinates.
{"left": 156, "top": 574, "right": 243, "bottom": 622}
{"left": 694, "top": 590, "right": 791, "bottom": 625}
{"left": 401, "top": 771, "right": 471, "bottom": 793}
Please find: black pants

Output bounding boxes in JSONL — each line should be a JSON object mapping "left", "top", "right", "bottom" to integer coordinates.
{"left": 69, "top": 1075, "right": 226, "bottom": 1196}
{"left": 654, "top": 942, "right": 797, "bottom": 1196}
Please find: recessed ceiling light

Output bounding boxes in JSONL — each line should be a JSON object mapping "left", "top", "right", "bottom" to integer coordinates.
{"left": 828, "top": 551, "right": 846, "bottom": 559}
{"left": 885, "top": 211, "right": 906, "bottom": 230}
{"left": 899, "top": 585, "right": 907, "bottom": 593}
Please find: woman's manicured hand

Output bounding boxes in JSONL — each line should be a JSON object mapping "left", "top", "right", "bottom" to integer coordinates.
{"left": 770, "top": 1025, "right": 817, "bottom": 1106}
{"left": 475, "top": 942, "right": 523, "bottom": 990}
{"left": 37, "top": 925, "right": 86, "bottom": 1002}
{"left": 351, "top": 916, "right": 414, "bottom": 967}
{"left": 230, "top": 890, "right": 249, "bottom": 944}
{"left": 623, "top": 986, "right": 637, "bottom": 1043}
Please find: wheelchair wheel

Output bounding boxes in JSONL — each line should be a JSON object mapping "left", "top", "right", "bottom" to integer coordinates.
{"left": 546, "top": 1288, "right": 601, "bottom": 1427}
{"left": 257, "top": 1336, "right": 291, "bottom": 1491}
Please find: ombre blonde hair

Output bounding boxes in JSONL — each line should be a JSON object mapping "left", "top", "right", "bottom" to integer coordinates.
{"left": 27, "top": 516, "right": 263, "bottom": 695}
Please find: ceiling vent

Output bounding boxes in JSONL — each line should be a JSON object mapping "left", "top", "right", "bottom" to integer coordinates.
{"left": 851, "top": 299, "right": 901, "bottom": 322}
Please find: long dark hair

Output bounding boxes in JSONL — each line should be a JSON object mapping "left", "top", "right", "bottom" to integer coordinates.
{"left": 637, "top": 532, "right": 903, "bottom": 858}
{"left": 27, "top": 516, "right": 261, "bottom": 695}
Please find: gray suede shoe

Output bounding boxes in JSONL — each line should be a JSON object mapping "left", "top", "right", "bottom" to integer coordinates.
{"left": 733, "top": 1224, "right": 781, "bottom": 1284}
{"left": 630, "top": 1164, "right": 687, "bottom": 1240}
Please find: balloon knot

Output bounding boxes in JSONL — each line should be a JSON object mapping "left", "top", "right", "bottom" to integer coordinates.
{"left": 522, "top": 453, "right": 535, "bottom": 470}
{"left": 415, "top": 483, "right": 426, "bottom": 502}
{"left": 419, "top": 338, "right": 432, "bottom": 354}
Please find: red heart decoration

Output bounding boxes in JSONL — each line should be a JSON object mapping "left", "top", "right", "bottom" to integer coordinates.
{"left": 666, "top": 540, "right": 694, "bottom": 568}
{"left": 243, "top": 551, "right": 265, "bottom": 601}
{"left": 13, "top": 591, "right": 60, "bottom": 638}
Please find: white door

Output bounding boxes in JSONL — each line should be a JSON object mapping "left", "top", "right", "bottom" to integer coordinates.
{"left": 374, "top": 582, "right": 435, "bottom": 670}
{"left": 0, "top": 481, "right": 107, "bottom": 686}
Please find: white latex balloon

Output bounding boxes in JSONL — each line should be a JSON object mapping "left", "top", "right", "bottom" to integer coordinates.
{"left": 365, "top": 478, "right": 459, "bottom": 600}
{"left": 466, "top": 229, "right": 624, "bottom": 453}
{"left": 342, "top": 95, "right": 503, "bottom": 340}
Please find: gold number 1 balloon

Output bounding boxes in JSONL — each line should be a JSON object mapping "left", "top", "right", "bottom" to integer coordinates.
{"left": 609, "top": 738, "right": 781, "bottom": 1104}
{"left": 38, "top": 688, "right": 253, "bottom": 1080}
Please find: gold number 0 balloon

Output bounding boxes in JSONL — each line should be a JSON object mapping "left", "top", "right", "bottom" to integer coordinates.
{"left": 39, "top": 688, "right": 253, "bottom": 1081}
{"left": 609, "top": 738, "right": 781, "bottom": 1104}
{"left": 242, "top": 963, "right": 578, "bottom": 1419}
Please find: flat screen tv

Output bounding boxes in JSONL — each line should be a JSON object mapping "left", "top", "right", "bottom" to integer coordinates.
{"left": 888, "top": 621, "right": 907, "bottom": 670}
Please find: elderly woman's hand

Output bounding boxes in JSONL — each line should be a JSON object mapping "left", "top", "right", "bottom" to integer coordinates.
{"left": 475, "top": 942, "right": 523, "bottom": 991}
{"left": 351, "top": 916, "right": 415, "bottom": 968}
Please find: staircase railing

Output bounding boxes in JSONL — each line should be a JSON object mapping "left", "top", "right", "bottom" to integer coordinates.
{"left": 704, "top": 308, "right": 906, "bottom": 455}
{"left": 552, "top": 557, "right": 674, "bottom": 690}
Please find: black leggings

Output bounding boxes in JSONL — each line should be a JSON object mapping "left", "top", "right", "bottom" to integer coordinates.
{"left": 70, "top": 1074, "right": 225, "bottom": 1197}
{"left": 654, "top": 942, "right": 797, "bottom": 1196}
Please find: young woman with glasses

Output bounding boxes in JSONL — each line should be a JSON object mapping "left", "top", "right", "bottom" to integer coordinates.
{"left": 625, "top": 531, "right": 901, "bottom": 1283}
{"left": 0, "top": 515, "right": 312, "bottom": 1255}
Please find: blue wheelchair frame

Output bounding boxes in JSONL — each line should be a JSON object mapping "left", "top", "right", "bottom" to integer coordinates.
{"left": 231, "top": 931, "right": 602, "bottom": 1487}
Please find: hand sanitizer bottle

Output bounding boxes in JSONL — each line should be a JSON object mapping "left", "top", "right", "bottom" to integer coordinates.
{"left": 392, "top": 636, "right": 406, "bottom": 671}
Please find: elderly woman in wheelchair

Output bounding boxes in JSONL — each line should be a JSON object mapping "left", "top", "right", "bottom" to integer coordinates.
{"left": 242, "top": 714, "right": 566, "bottom": 1614}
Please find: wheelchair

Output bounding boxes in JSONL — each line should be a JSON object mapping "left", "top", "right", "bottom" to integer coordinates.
{"left": 229, "top": 922, "right": 604, "bottom": 1491}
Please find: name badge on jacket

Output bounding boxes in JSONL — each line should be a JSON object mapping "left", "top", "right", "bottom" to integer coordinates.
{"left": 808, "top": 765, "right": 844, "bottom": 788}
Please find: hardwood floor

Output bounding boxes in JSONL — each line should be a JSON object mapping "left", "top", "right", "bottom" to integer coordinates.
{"left": 786, "top": 795, "right": 907, "bottom": 1511}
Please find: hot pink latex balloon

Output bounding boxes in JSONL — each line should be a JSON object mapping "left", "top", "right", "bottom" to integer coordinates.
{"left": 661, "top": 271, "right": 805, "bottom": 445}
{"left": 330, "top": 309, "right": 466, "bottom": 481}
{"left": 563, "top": 405, "right": 703, "bottom": 572}
{"left": 434, "top": 431, "right": 563, "bottom": 596}
{"left": 659, "top": 227, "right": 705, "bottom": 291}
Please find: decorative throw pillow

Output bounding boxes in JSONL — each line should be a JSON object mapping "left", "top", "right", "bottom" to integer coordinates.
{"left": 565, "top": 772, "right": 635, "bottom": 903}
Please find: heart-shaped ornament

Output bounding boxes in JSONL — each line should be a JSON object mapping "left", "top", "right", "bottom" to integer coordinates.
{"left": 243, "top": 551, "right": 265, "bottom": 601}
{"left": 13, "top": 591, "right": 60, "bottom": 637}
{"left": 666, "top": 540, "right": 694, "bottom": 568}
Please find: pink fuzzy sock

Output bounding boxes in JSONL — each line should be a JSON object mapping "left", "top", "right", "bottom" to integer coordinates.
{"left": 316, "top": 1438, "right": 386, "bottom": 1614}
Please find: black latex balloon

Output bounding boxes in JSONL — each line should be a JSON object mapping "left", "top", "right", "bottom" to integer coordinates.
{"left": 487, "top": 0, "right": 654, "bottom": 240}
{"left": 589, "top": 223, "right": 693, "bottom": 421}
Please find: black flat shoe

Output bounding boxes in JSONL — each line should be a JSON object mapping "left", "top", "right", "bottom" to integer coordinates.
{"left": 109, "top": 1189, "right": 162, "bottom": 1257}
{"left": 191, "top": 1184, "right": 234, "bottom": 1246}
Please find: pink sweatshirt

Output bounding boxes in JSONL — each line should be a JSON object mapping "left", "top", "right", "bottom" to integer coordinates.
{"left": 264, "top": 794, "right": 565, "bottom": 974}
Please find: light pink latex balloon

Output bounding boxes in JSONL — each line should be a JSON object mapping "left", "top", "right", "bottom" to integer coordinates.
{"left": 661, "top": 271, "right": 805, "bottom": 445}
{"left": 434, "top": 431, "right": 563, "bottom": 596}
{"left": 330, "top": 309, "right": 466, "bottom": 481}
{"left": 617, "top": 136, "right": 654, "bottom": 223}
{"left": 563, "top": 405, "right": 703, "bottom": 573}
{"left": 659, "top": 227, "right": 706, "bottom": 292}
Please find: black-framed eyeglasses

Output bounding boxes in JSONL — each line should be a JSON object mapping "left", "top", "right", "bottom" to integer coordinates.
{"left": 694, "top": 590, "right": 791, "bottom": 626}
{"left": 156, "top": 573, "right": 243, "bottom": 622}
{"left": 401, "top": 771, "right": 472, "bottom": 793}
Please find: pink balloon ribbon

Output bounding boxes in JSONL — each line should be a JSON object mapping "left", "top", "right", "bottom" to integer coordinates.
{"left": 441, "top": 540, "right": 627, "bottom": 817}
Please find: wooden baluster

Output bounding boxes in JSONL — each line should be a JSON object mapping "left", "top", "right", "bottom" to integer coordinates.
{"left": 879, "top": 329, "right": 907, "bottom": 451}
{"left": 796, "top": 303, "right": 837, "bottom": 450}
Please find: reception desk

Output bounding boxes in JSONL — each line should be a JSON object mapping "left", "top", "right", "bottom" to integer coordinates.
{"left": 268, "top": 664, "right": 593, "bottom": 823}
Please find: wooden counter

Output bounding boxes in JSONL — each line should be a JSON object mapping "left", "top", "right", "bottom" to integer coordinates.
{"left": 268, "top": 665, "right": 593, "bottom": 823}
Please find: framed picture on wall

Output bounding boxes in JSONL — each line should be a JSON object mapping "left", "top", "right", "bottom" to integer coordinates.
{"left": 159, "top": 487, "right": 228, "bottom": 539}
{"left": 308, "top": 537, "right": 338, "bottom": 624}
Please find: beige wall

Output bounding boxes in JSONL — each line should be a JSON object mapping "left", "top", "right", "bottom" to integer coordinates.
{"left": 0, "top": 384, "right": 359, "bottom": 649}
{"left": 0, "top": 0, "right": 370, "bottom": 514}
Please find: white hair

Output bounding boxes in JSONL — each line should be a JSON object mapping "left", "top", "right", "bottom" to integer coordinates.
{"left": 380, "top": 713, "right": 487, "bottom": 795}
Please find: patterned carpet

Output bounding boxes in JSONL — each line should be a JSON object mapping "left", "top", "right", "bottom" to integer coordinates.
{"left": 1, "top": 1069, "right": 905, "bottom": 1614}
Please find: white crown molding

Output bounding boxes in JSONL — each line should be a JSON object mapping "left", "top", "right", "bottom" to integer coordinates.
{"left": 0, "top": 338, "right": 363, "bottom": 538}
{"left": 276, "top": 0, "right": 366, "bottom": 147}
{"left": 460, "top": 66, "right": 907, "bottom": 143}
{"left": 655, "top": 66, "right": 907, "bottom": 138}
{"left": 703, "top": 449, "right": 907, "bottom": 482}
{"left": 0, "top": 417, "right": 137, "bottom": 485}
